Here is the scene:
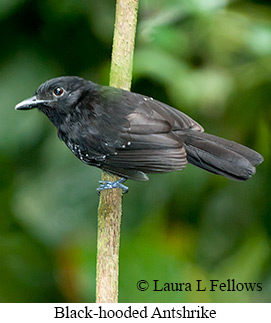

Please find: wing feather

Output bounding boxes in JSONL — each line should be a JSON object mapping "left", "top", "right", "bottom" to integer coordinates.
{"left": 102, "top": 94, "right": 196, "bottom": 176}
{"left": 81, "top": 89, "right": 204, "bottom": 179}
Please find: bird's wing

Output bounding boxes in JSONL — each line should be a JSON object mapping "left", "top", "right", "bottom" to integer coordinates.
{"left": 103, "top": 94, "right": 203, "bottom": 177}
{"left": 119, "top": 92, "right": 204, "bottom": 133}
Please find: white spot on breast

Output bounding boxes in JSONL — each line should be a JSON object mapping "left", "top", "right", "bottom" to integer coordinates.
{"left": 78, "top": 149, "right": 84, "bottom": 160}
{"left": 95, "top": 155, "right": 106, "bottom": 162}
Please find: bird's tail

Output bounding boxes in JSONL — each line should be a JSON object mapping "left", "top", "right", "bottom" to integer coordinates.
{"left": 179, "top": 131, "right": 263, "bottom": 180}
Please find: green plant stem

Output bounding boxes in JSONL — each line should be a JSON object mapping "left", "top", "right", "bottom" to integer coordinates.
{"left": 96, "top": 0, "right": 139, "bottom": 303}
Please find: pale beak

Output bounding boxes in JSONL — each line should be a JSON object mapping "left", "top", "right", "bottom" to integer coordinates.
{"left": 15, "top": 96, "right": 51, "bottom": 110}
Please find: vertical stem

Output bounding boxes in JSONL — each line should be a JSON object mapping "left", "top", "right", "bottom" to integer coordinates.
{"left": 96, "top": 0, "right": 139, "bottom": 303}
{"left": 110, "top": 0, "right": 139, "bottom": 90}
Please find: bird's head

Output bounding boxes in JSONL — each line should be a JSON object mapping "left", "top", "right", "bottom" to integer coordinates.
{"left": 15, "top": 76, "right": 91, "bottom": 126}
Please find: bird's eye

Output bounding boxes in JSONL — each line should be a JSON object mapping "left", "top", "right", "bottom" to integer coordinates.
{"left": 53, "top": 87, "right": 64, "bottom": 97}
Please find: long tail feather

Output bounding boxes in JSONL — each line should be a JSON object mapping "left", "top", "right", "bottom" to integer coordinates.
{"left": 180, "top": 131, "right": 263, "bottom": 180}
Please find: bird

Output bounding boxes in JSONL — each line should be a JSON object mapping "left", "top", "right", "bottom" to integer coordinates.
{"left": 15, "top": 76, "right": 263, "bottom": 193}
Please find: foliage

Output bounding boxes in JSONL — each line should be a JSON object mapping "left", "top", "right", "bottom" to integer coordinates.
{"left": 0, "top": 0, "right": 270, "bottom": 302}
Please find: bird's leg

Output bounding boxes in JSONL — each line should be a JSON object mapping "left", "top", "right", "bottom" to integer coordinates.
{"left": 97, "top": 177, "right": 128, "bottom": 195}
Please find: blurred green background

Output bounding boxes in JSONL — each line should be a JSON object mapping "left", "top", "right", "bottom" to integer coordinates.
{"left": 0, "top": 0, "right": 270, "bottom": 302}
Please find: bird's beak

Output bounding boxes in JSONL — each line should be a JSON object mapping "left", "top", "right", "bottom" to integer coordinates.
{"left": 15, "top": 96, "right": 50, "bottom": 110}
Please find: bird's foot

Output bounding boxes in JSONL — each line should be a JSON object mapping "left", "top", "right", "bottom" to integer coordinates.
{"left": 97, "top": 178, "right": 128, "bottom": 195}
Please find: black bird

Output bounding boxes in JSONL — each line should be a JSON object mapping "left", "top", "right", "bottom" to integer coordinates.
{"left": 15, "top": 76, "right": 263, "bottom": 192}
